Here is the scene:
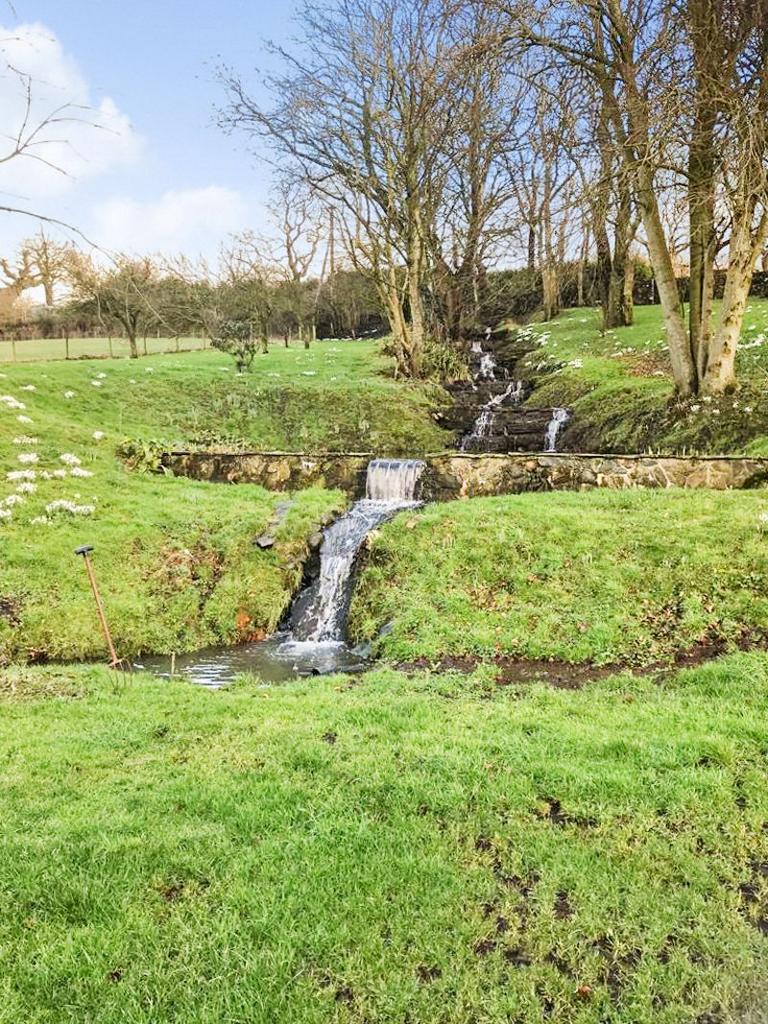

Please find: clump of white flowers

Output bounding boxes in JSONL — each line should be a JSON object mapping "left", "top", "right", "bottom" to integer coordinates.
{"left": 16, "top": 482, "right": 36, "bottom": 494}
{"left": 64, "top": 390, "right": 76, "bottom": 399}
{"left": 20, "top": 384, "right": 36, "bottom": 392}
{"left": 92, "top": 431, "right": 105, "bottom": 441}
{"left": 30, "top": 516, "right": 51, "bottom": 526}
{"left": 17, "top": 453, "right": 38, "bottom": 464}
{"left": 91, "top": 380, "right": 103, "bottom": 388}
{"left": 70, "top": 467, "right": 93, "bottom": 478}
{"left": 17, "top": 415, "right": 33, "bottom": 425}
{"left": 0, "top": 508, "right": 12, "bottom": 521}
{"left": 12, "top": 436, "right": 38, "bottom": 445}
{"left": 45, "top": 499, "right": 96, "bottom": 517}
{"left": 59, "top": 453, "right": 81, "bottom": 467}
{"left": 6, "top": 470, "right": 35, "bottom": 482}
{"left": 3, "top": 494, "right": 23, "bottom": 507}
{"left": 0, "top": 395, "right": 25, "bottom": 410}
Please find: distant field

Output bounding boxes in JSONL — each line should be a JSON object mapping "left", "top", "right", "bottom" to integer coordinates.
{"left": 0, "top": 335, "right": 210, "bottom": 362}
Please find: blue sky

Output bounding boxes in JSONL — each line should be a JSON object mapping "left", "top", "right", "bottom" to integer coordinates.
{"left": 0, "top": 1, "right": 299, "bottom": 258}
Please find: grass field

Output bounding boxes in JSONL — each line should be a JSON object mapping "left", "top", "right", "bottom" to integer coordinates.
{"left": 2, "top": 657, "right": 768, "bottom": 1023}
{"left": 519, "top": 300, "right": 768, "bottom": 455}
{"left": 0, "top": 335, "right": 210, "bottom": 363}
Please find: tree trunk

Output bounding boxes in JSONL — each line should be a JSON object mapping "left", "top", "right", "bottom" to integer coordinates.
{"left": 688, "top": 0, "right": 718, "bottom": 384}
{"left": 127, "top": 332, "right": 139, "bottom": 359}
{"left": 637, "top": 170, "right": 696, "bottom": 393}
{"left": 527, "top": 224, "right": 536, "bottom": 272}
{"left": 704, "top": 208, "right": 768, "bottom": 393}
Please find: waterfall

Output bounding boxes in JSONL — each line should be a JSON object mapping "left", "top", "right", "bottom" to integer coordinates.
{"left": 544, "top": 408, "right": 570, "bottom": 452}
{"left": 479, "top": 351, "right": 497, "bottom": 380}
{"left": 460, "top": 380, "right": 524, "bottom": 451}
{"left": 288, "top": 459, "right": 425, "bottom": 643}
{"left": 366, "top": 458, "right": 427, "bottom": 502}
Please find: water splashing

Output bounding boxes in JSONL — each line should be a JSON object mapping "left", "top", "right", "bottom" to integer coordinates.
{"left": 289, "top": 459, "right": 425, "bottom": 642}
{"left": 460, "top": 381, "right": 524, "bottom": 451}
{"left": 544, "top": 408, "right": 570, "bottom": 452}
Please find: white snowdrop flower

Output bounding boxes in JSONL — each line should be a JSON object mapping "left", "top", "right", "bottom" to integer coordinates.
{"left": 52, "top": 469, "right": 67, "bottom": 479}
{"left": 70, "top": 467, "right": 94, "bottom": 478}
{"left": 16, "top": 482, "right": 36, "bottom": 494}
{"left": 12, "top": 436, "right": 38, "bottom": 445}
{"left": 744, "top": 406, "right": 754, "bottom": 414}
{"left": 0, "top": 508, "right": 11, "bottom": 520}
{"left": 30, "top": 515, "right": 50, "bottom": 525}
{"left": 17, "top": 453, "right": 38, "bottom": 464}
{"left": 301, "top": 371, "right": 317, "bottom": 376}
{"left": 713, "top": 408, "right": 721, "bottom": 416}
{"left": 218, "top": 367, "right": 230, "bottom": 372}
{"left": 129, "top": 379, "right": 137, "bottom": 384}
{"left": 64, "top": 390, "right": 76, "bottom": 399}
{"left": 96, "top": 372, "right": 107, "bottom": 379}
{"left": 6, "top": 470, "right": 35, "bottom": 482}
{"left": 39, "top": 470, "right": 51, "bottom": 480}
{"left": 46, "top": 499, "right": 95, "bottom": 517}
{"left": 690, "top": 404, "right": 701, "bottom": 413}
{"left": 91, "top": 380, "right": 103, "bottom": 388}
{"left": 3, "top": 494, "right": 23, "bottom": 507}
{"left": 17, "top": 415, "right": 33, "bottom": 424}
{"left": 59, "top": 453, "right": 81, "bottom": 466}
{"left": 92, "top": 431, "right": 105, "bottom": 441}
{"left": 568, "top": 359, "right": 583, "bottom": 368}
{"left": 760, "top": 511, "right": 768, "bottom": 524}
{"left": 0, "top": 395, "right": 25, "bottom": 409}
{"left": 702, "top": 395, "right": 712, "bottom": 403}
{"left": 20, "top": 384, "right": 36, "bottom": 392}
{"left": 145, "top": 367, "right": 154, "bottom": 373}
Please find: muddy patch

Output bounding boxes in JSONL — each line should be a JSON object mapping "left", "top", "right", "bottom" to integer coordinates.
{"left": 396, "top": 634, "right": 768, "bottom": 690}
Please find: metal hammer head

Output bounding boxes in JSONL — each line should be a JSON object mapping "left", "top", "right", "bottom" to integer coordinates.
{"left": 75, "top": 544, "right": 94, "bottom": 557}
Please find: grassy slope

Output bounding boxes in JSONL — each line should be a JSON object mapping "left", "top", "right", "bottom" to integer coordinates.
{"left": 351, "top": 489, "right": 768, "bottom": 665}
{"left": 0, "top": 343, "right": 447, "bottom": 663}
{"left": 2, "top": 659, "right": 768, "bottom": 1022}
{"left": 520, "top": 300, "right": 768, "bottom": 455}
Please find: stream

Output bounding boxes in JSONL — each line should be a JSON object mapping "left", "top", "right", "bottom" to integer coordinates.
{"left": 136, "top": 458, "right": 425, "bottom": 687}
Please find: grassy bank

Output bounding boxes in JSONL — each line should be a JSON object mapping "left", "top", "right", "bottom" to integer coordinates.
{"left": 0, "top": 340, "right": 449, "bottom": 663}
{"left": 351, "top": 489, "right": 768, "bottom": 665}
{"left": 2, "top": 657, "right": 768, "bottom": 1022}
{"left": 0, "top": 342, "right": 449, "bottom": 454}
{"left": 519, "top": 300, "right": 768, "bottom": 455}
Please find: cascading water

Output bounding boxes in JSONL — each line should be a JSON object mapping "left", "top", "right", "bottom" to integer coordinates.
{"left": 460, "top": 380, "right": 524, "bottom": 451}
{"left": 138, "top": 460, "right": 426, "bottom": 686}
{"left": 544, "top": 408, "right": 570, "bottom": 452}
{"left": 281, "top": 459, "right": 425, "bottom": 644}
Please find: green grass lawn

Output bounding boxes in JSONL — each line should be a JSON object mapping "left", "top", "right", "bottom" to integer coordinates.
{"left": 518, "top": 300, "right": 768, "bottom": 455}
{"left": 0, "top": 341, "right": 448, "bottom": 663}
{"left": 1, "top": 657, "right": 768, "bottom": 1022}
{"left": 351, "top": 489, "right": 768, "bottom": 665}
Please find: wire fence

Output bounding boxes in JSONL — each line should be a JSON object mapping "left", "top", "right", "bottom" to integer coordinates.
{"left": 0, "top": 334, "right": 211, "bottom": 364}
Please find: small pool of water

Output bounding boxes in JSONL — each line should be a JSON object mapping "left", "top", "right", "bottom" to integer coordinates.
{"left": 134, "top": 635, "right": 371, "bottom": 689}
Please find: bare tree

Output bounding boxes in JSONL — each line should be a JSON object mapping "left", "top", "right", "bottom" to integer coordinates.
{"left": 0, "top": 246, "right": 41, "bottom": 319}
{"left": 71, "top": 255, "right": 161, "bottom": 359}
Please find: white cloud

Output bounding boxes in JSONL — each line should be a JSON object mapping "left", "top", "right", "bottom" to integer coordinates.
{"left": 0, "top": 22, "right": 141, "bottom": 199}
{"left": 92, "top": 186, "right": 248, "bottom": 258}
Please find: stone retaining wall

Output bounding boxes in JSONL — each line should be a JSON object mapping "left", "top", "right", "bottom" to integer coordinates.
{"left": 163, "top": 450, "right": 768, "bottom": 500}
